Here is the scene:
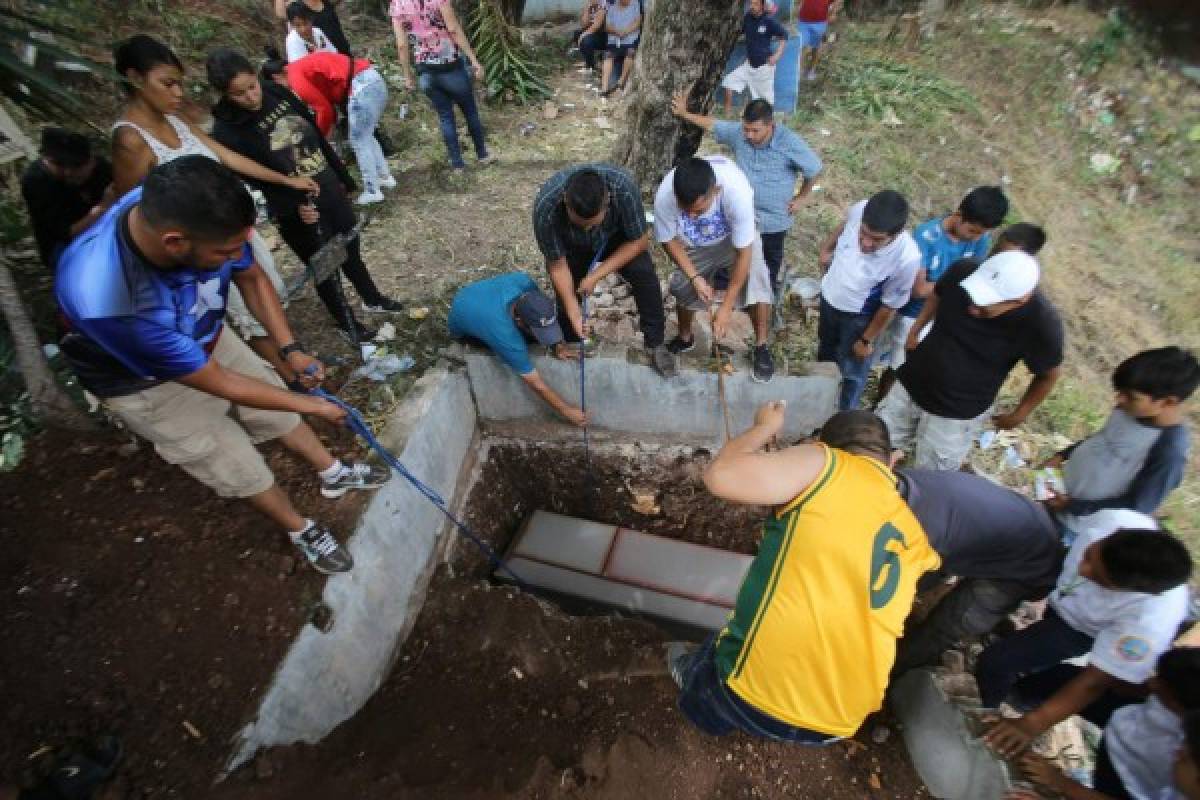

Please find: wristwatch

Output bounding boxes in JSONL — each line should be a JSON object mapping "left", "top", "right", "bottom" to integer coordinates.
{"left": 279, "top": 341, "right": 307, "bottom": 360}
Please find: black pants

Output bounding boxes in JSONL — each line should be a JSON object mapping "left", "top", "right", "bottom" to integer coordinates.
{"left": 1093, "top": 736, "right": 1134, "bottom": 799}
{"left": 275, "top": 185, "right": 383, "bottom": 329}
{"left": 573, "top": 30, "right": 607, "bottom": 69}
{"left": 559, "top": 237, "right": 665, "bottom": 349}
{"left": 760, "top": 230, "right": 786, "bottom": 292}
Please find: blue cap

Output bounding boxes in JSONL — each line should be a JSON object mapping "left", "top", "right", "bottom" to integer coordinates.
{"left": 513, "top": 289, "right": 564, "bottom": 347}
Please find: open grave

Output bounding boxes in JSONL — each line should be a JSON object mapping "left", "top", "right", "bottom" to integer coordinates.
{"left": 214, "top": 348, "right": 1002, "bottom": 798}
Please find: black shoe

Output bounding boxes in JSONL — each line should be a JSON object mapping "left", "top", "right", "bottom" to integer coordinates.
{"left": 338, "top": 321, "right": 377, "bottom": 344}
{"left": 292, "top": 523, "right": 354, "bottom": 574}
{"left": 751, "top": 344, "right": 775, "bottom": 383}
{"left": 666, "top": 335, "right": 695, "bottom": 355}
{"left": 649, "top": 344, "right": 679, "bottom": 378}
{"left": 361, "top": 297, "right": 404, "bottom": 314}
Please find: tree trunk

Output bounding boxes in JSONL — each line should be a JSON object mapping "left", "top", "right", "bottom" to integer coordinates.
{"left": 500, "top": 0, "right": 525, "bottom": 25}
{"left": 612, "top": 0, "right": 744, "bottom": 191}
{"left": 0, "top": 255, "right": 92, "bottom": 430}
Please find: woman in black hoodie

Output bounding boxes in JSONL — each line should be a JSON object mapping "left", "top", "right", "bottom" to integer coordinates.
{"left": 206, "top": 47, "right": 401, "bottom": 345}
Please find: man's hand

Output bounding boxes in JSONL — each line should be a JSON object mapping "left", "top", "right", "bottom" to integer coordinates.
{"left": 905, "top": 329, "right": 922, "bottom": 351}
{"left": 786, "top": 194, "right": 810, "bottom": 214}
{"left": 577, "top": 269, "right": 602, "bottom": 299}
{"left": 1039, "top": 453, "right": 1065, "bottom": 469}
{"left": 307, "top": 396, "right": 348, "bottom": 425}
{"left": 565, "top": 312, "right": 588, "bottom": 341}
{"left": 298, "top": 203, "right": 320, "bottom": 225}
{"left": 692, "top": 274, "right": 715, "bottom": 305}
{"left": 562, "top": 405, "right": 587, "bottom": 427}
{"left": 983, "top": 716, "right": 1041, "bottom": 759}
{"left": 1016, "top": 753, "right": 1070, "bottom": 794}
{"left": 553, "top": 342, "right": 582, "bottom": 361}
{"left": 670, "top": 89, "right": 689, "bottom": 119}
{"left": 852, "top": 338, "right": 873, "bottom": 361}
{"left": 817, "top": 254, "right": 833, "bottom": 276}
{"left": 471, "top": 60, "right": 484, "bottom": 80}
{"left": 1042, "top": 491, "right": 1071, "bottom": 512}
{"left": 712, "top": 304, "right": 732, "bottom": 340}
{"left": 286, "top": 175, "right": 320, "bottom": 195}
{"left": 753, "top": 400, "right": 787, "bottom": 437}
{"left": 993, "top": 410, "right": 1027, "bottom": 430}
{"left": 287, "top": 352, "right": 326, "bottom": 388}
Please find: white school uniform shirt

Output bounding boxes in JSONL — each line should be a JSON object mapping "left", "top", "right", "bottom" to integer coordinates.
{"left": 654, "top": 155, "right": 758, "bottom": 250}
{"left": 286, "top": 27, "right": 338, "bottom": 62}
{"left": 1105, "top": 695, "right": 1184, "bottom": 800}
{"left": 820, "top": 199, "right": 921, "bottom": 314}
{"left": 1049, "top": 509, "right": 1190, "bottom": 684}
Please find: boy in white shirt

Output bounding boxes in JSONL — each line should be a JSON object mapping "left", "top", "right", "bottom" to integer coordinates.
{"left": 979, "top": 509, "right": 1192, "bottom": 759}
{"left": 655, "top": 155, "right": 776, "bottom": 383}
{"left": 285, "top": 1, "right": 337, "bottom": 62}
{"left": 1012, "top": 647, "right": 1200, "bottom": 800}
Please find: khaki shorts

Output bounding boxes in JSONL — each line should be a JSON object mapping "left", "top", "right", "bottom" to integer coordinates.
{"left": 104, "top": 329, "right": 302, "bottom": 498}
{"left": 721, "top": 62, "right": 776, "bottom": 105}
{"left": 668, "top": 236, "right": 775, "bottom": 312}
{"left": 225, "top": 228, "right": 287, "bottom": 341}
{"left": 876, "top": 381, "right": 990, "bottom": 471}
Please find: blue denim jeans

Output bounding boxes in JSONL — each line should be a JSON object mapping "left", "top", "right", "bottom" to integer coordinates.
{"left": 816, "top": 295, "right": 873, "bottom": 410}
{"left": 347, "top": 68, "right": 390, "bottom": 192}
{"left": 418, "top": 61, "right": 488, "bottom": 168}
{"left": 676, "top": 637, "right": 839, "bottom": 744}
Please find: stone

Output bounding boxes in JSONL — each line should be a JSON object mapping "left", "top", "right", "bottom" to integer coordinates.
{"left": 542, "top": 101, "right": 559, "bottom": 120}
{"left": 941, "top": 649, "right": 966, "bottom": 673}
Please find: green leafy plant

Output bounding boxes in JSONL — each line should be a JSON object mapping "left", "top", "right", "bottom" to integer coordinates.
{"left": 468, "top": 0, "right": 550, "bottom": 104}
{"left": 827, "top": 56, "right": 978, "bottom": 126}
{"left": 1081, "top": 9, "right": 1127, "bottom": 75}
{"left": 0, "top": 7, "right": 111, "bottom": 119}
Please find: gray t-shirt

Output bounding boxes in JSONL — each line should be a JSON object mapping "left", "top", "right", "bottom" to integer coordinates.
{"left": 898, "top": 469, "right": 1061, "bottom": 587}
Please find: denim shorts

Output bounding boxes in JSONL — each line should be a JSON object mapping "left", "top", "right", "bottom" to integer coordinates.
{"left": 677, "top": 637, "right": 840, "bottom": 744}
{"left": 799, "top": 21, "right": 827, "bottom": 48}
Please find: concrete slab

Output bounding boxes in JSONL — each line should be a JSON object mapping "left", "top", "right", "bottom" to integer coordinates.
{"left": 467, "top": 353, "right": 839, "bottom": 450}
{"left": 226, "top": 368, "right": 477, "bottom": 773}
{"left": 891, "top": 670, "right": 1012, "bottom": 800}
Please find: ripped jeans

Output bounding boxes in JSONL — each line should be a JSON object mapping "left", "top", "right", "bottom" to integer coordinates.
{"left": 347, "top": 68, "right": 390, "bottom": 192}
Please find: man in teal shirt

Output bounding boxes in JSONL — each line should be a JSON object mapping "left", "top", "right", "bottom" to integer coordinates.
{"left": 448, "top": 272, "right": 586, "bottom": 426}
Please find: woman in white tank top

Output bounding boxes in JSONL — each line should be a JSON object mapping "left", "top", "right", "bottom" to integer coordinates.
{"left": 111, "top": 35, "right": 319, "bottom": 385}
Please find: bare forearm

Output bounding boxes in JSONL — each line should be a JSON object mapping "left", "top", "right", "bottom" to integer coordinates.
{"left": 818, "top": 223, "right": 844, "bottom": 270}
{"left": 794, "top": 177, "right": 815, "bottom": 199}
{"left": 722, "top": 248, "right": 752, "bottom": 311}
{"left": 862, "top": 306, "right": 896, "bottom": 342}
{"left": 548, "top": 259, "right": 582, "bottom": 320}
{"left": 663, "top": 239, "right": 700, "bottom": 279}
{"left": 525, "top": 373, "right": 573, "bottom": 417}
{"left": 180, "top": 360, "right": 324, "bottom": 414}
{"left": 599, "top": 234, "right": 647, "bottom": 273}
{"left": 1024, "top": 674, "right": 1109, "bottom": 735}
{"left": 1014, "top": 369, "right": 1061, "bottom": 419}
{"left": 233, "top": 268, "right": 296, "bottom": 346}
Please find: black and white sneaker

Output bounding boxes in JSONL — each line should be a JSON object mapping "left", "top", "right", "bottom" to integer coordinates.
{"left": 337, "top": 321, "right": 378, "bottom": 344}
{"left": 361, "top": 297, "right": 405, "bottom": 314}
{"left": 320, "top": 462, "right": 391, "bottom": 498}
{"left": 292, "top": 523, "right": 354, "bottom": 574}
{"left": 751, "top": 344, "right": 775, "bottom": 383}
{"left": 665, "top": 335, "right": 695, "bottom": 355}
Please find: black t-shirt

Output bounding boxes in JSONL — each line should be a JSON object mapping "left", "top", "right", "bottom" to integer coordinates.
{"left": 898, "top": 469, "right": 1062, "bottom": 587}
{"left": 312, "top": 2, "right": 351, "bottom": 54}
{"left": 897, "top": 258, "right": 1064, "bottom": 419}
{"left": 20, "top": 157, "right": 112, "bottom": 270}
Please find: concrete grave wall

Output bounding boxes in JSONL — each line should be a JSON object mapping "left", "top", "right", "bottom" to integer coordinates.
{"left": 466, "top": 352, "right": 840, "bottom": 449}
{"left": 226, "top": 368, "right": 477, "bottom": 773}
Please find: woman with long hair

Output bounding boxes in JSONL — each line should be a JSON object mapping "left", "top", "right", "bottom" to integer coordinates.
{"left": 110, "top": 34, "right": 327, "bottom": 379}
{"left": 207, "top": 47, "right": 402, "bottom": 350}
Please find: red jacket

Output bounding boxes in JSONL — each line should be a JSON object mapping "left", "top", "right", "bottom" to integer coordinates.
{"left": 286, "top": 52, "right": 372, "bottom": 137}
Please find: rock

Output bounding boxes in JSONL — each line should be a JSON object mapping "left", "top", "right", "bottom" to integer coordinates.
{"left": 130, "top": 477, "right": 145, "bottom": 490}
{"left": 941, "top": 649, "right": 966, "bottom": 674}
{"left": 935, "top": 672, "right": 980, "bottom": 700}
{"left": 594, "top": 292, "right": 615, "bottom": 307}
{"left": 612, "top": 284, "right": 632, "bottom": 300}
{"left": 593, "top": 116, "right": 612, "bottom": 130}
{"left": 542, "top": 101, "right": 559, "bottom": 120}
{"left": 89, "top": 467, "right": 116, "bottom": 482}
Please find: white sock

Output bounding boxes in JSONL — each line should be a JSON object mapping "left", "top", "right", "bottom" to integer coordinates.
{"left": 289, "top": 519, "right": 315, "bottom": 540}
{"left": 318, "top": 459, "right": 346, "bottom": 483}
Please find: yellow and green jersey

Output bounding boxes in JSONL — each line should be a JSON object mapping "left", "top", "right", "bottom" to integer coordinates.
{"left": 714, "top": 444, "right": 940, "bottom": 737}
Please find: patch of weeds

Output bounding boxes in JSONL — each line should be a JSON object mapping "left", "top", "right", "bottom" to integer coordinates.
{"left": 825, "top": 56, "right": 979, "bottom": 127}
{"left": 1027, "top": 379, "right": 1106, "bottom": 440}
{"left": 1080, "top": 9, "right": 1127, "bottom": 75}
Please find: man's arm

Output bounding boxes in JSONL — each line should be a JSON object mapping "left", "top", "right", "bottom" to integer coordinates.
{"left": 232, "top": 263, "right": 325, "bottom": 386}
{"left": 669, "top": 89, "right": 717, "bottom": 132}
{"left": 994, "top": 367, "right": 1061, "bottom": 430}
{"left": 818, "top": 220, "right": 845, "bottom": 274}
{"left": 662, "top": 238, "right": 715, "bottom": 306}
{"left": 578, "top": 233, "right": 650, "bottom": 297}
{"left": 521, "top": 370, "right": 586, "bottom": 427}
{"left": 1014, "top": 753, "right": 1117, "bottom": 800}
{"left": 906, "top": 295, "right": 937, "bottom": 350}
{"left": 178, "top": 358, "right": 345, "bottom": 423}
{"left": 546, "top": 257, "right": 586, "bottom": 340}
{"left": 1060, "top": 429, "right": 1187, "bottom": 516}
{"left": 704, "top": 402, "right": 829, "bottom": 506}
{"left": 713, "top": 244, "right": 752, "bottom": 339}
{"left": 909, "top": 267, "right": 936, "bottom": 300}
{"left": 984, "top": 665, "right": 1118, "bottom": 757}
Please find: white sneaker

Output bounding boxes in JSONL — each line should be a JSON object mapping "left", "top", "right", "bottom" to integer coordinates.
{"left": 356, "top": 189, "right": 384, "bottom": 205}
{"left": 377, "top": 174, "right": 397, "bottom": 190}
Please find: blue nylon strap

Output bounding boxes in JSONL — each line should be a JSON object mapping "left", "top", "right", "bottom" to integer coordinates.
{"left": 311, "top": 388, "right": 530, "bottom": 588}
{"left": 578, "top": 238, "right": 607, "bottom": 513}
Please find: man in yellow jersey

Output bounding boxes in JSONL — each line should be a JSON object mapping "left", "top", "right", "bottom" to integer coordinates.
{"left": 668, "top": 404, "right": 941, "bottom": 741}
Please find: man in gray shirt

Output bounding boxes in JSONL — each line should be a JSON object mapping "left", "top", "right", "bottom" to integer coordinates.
{"left": 892, "top": 468, "right": 1063, "bottom": 675}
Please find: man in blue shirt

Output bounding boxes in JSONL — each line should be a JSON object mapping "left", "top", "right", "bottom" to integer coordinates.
{"left": 672, "top": 95, "right": 823, "bottom": 294}
{"left": 56, "top": 156, "right": 387, "bottom": 575}
{"left": 448, "top": 272, "right": 587, "bottom": 426}
{"left": 720, "top": 0, "right": 790, "bottom": 116}
{"left": 872, "top": 186, "right": 1008, "bottom": 406}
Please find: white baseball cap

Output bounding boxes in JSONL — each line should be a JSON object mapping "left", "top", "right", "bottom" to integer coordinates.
{"left": 960, "top": 251, "right": 1040, "bottom": 306}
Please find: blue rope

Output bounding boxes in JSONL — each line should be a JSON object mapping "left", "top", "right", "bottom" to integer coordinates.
{"left": 578, "top": 238, "right": 607, "bottom": 511}
{"left": 311, "top": 388, "right": 530, "bottom": 589}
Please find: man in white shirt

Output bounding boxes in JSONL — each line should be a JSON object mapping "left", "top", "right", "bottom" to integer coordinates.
{"left": 655, "top": 155, "right": 776, "bottom": 383}
{"left": 978, "top": 509, "right": 1192, "bottom": 758}
{"left": 816, "top": 190, "right": 920, "bottom": 409}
